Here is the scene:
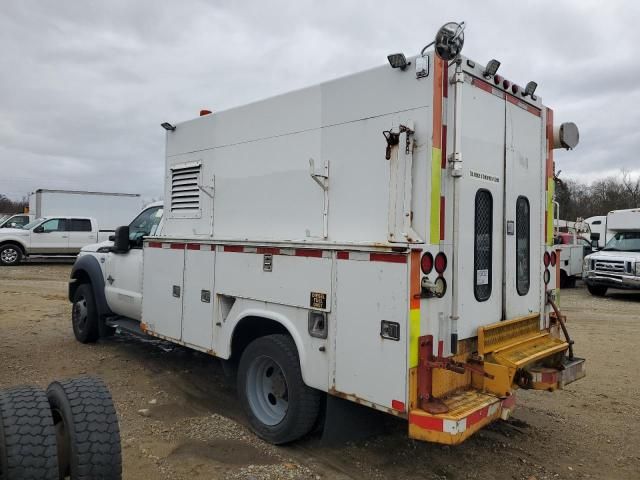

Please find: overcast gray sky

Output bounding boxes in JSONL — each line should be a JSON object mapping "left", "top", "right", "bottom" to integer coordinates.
{"left": 1, "top": 0, "right": 638, "bottom": 201}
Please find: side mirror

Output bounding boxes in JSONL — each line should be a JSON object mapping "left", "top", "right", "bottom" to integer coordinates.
{"left": 112, "top": 226, "right": 130, "bottom": 254}
{"left": 590, "top": 232, "right": 600, "bottom": 241}
{"left": 33, "top": 226, "right": 44, "bottom": 233}
{"left": 591, "top": 239, "right": 599, "bottom": 250}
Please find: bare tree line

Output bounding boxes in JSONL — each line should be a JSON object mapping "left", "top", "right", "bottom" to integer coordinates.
{"left": 0, "top": 194, "right": 28, "bottom": 214}
{"left": 555, "top": 170, "right": 640, "bottom": 220}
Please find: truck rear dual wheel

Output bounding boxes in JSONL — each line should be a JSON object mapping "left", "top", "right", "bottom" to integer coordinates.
{"left": 0, "top": 386, "right": 59, "bottom": 480}
{"left": 47, "top": 377, "right": 122, "bottom": 480}
{"left": 0, "top": 245, "right": 22, "bottom": 266}
{"left": 237, "top": 334, "right": 321, "bottom": 444}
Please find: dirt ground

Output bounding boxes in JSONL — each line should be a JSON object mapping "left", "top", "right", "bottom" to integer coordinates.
{"left": 0, "top": 263, "right": 639, "bottom": 480}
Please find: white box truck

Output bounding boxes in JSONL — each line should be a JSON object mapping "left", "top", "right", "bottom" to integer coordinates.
{"left": 29, "top": 189, "right": 142, "bottom": 231}
{"left": 583, "top": 208, "right": 640, "bottom": 295}
{"left": 68, "top": 23, "right": 585, "bottom": 446}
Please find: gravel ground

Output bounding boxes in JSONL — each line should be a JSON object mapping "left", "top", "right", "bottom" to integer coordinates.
{"left": 0, "top": 263, "right": 639, "bottom": 479}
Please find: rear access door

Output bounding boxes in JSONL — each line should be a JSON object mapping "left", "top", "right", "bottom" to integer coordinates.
{"left": 503, "top": 99, "right": 544, "bottom": 319}
{"left": 453, "top": 78, "right": 505, "bottom": 340}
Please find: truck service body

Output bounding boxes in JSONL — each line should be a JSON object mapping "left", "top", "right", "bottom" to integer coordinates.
{"left": 69, "top": 30, "right": 584, "bottom": 445}
{"left": 583, "top": 208, "right": 640, "bottom": 295}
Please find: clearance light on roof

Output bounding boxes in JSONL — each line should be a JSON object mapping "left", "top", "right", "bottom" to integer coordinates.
{"left": 483, "top": 59, "right": 501, "bottom": 78}
{"left": 524, "top": 81, "right": 538, "bottom": 99}
{"left": 387, "top": 53, "right": 410, "bottom": 70}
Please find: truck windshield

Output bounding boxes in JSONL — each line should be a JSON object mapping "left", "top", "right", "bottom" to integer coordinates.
{"left": 23, "top": 218, "right": 45, "bottom": 230}
{"left": 602, "top": 232, "right": 640, "bottom": 252}
{"left": 129, "top": 206, "right": 163, "bottom": 244}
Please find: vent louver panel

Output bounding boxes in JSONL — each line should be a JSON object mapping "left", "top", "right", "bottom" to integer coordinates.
{"left": 171, "top": 164, "right": 201, "bottom": 212}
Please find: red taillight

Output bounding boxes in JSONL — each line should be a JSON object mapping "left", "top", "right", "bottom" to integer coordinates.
{"left": 543, "top": 251, "right": 551, "bottom": 267}
{"left": 550, "top": 251, "right": 557, "bottom": 267}
{"left": 434, "top": 252, "right": 447, "bottom": 274}
{"left": 200, "top": 109, "right": 212, "bottom": 116}
{"left": 494, "top": 75, "right": 502, "bottom": 85}
{"left": 421, "top": 252, "right": 434, "bottom": 275}
{"left": 502, "top": 79, "right": 511, "bottom": 89}
{"left": 511, "top": 84, "right": 519, "bottom": 94}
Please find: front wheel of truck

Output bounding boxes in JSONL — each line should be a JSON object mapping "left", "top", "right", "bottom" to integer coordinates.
{"left": 72, "top": 284, "right": 99, "bottom": 343}
{"left": 587, "top": 284, "right": 608, "bottom": 297}
{"left": 237, "top": 334, "right": 321, "bottom": 444}
{"left": 0, "top": 244, "right": 22, "bottom": 266}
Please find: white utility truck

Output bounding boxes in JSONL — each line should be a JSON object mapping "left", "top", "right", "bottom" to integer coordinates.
{"left": 585, "top": 215, "right": 606, "bottom": 248}
{"left": 68, "top": 23, "right": 585, "bottom": 445}
{"left": 583, "top": 208, "right": 640, "bottom": 296}
{"left": 29, "top": 189, "right": 142, "bottom": 231}
{"left": 553, "top": 219, "right": 593, "bottom": 287}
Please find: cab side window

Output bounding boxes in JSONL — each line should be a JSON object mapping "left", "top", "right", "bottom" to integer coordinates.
{"left": 40, "top": 218, "right": 67, "bottom": 232}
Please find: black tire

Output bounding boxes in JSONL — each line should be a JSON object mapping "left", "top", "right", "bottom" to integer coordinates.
{"left": 0, "top": 244, "right": 22, "bottom": 266}
{"left": 0, "top": 385, "right": 59, "bottom": 480}
{"left": 46, "top": 377, "right": 122, "bottom": 480}
{"left": 587, "top": 284, "right": 608, "bottom": 297}
{"left": 72, "top": 284, "right": 99, "bottom": 343}
{"left": 237, "top": 334, "right": 321, "bottom": 444}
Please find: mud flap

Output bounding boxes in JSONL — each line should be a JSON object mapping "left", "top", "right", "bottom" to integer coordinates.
{"left": 320, "top": 395, "right": 388, "bottom": 445}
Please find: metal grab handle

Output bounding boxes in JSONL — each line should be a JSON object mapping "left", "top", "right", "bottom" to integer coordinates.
{"left": 546, "top": 292, "right": 574, "bottom": 360}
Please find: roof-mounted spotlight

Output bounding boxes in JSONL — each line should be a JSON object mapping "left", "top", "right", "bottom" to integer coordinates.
{"left": 161, "top": 122, "right": 176, "bottom": 131}
{"left": 387, "top": 53, "right": 410, "bottom": 70}
{"left": 483, "top": 59, "right": 501, "bottom": 78}
{"left": 524, "top": 81, "right": 538, "bottom": 99}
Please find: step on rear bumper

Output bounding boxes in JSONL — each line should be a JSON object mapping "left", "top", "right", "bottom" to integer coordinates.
{"left": 530, "top": 357, "right": 586, "bottom": 391}
{"left": 408, "top": 391, "right": 516, "bottom": 445}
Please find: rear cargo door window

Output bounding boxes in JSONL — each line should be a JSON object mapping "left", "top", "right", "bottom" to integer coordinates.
{"left": 516, "top": 196, "right": 530, "bottom": 296}
{"left": 474, "top": 189, "right": 493, "bottom": 302}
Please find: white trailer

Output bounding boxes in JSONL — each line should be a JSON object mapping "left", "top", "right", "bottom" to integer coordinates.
{"left": 69, "top": 24, "right": 585, "bottom": 445}
{"left": 29, "top": 189, "right": 142, "bottom": 231}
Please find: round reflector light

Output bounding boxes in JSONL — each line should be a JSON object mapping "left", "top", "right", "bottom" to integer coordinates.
{"left": 434, "top": 276, "right": 447, "bottom": 298}
{"left": 434, "top": 252, "right": 447, "bottom": 274}
{"left": 543, "top": 251, "right": 551, "bottom": 267}
{"left": 493, "top": 75, "right": 502, "bottom": 85}
{"left": 421, "top": 252, "right": 434, "bottom": 275}
{"left": 502, "top": 79, "right": 511, "bottom": 89}
{"left": 543, "top": 269, "right": 551, "bottom": 285}
{"left": 550, "top": 251, "right": 557, "bottom": 267}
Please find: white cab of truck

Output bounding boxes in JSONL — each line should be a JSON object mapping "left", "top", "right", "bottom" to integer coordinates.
{"left": 0, "top": 216, "right": 111, "bottom": 265}
{"left": 583, "top": 208, "right": 640, "bottom": 296}
{"left": 0, "top": 213, "right": 33, "bottom": 229}
{"left": 72, "top": 202, "right": 164, "bottom": 319}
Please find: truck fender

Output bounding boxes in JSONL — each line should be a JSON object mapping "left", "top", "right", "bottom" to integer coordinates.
{"left": 0, "top": 238, "right": 28, "bottom": 256}
{"left": 69, "top": 255, "right": 113, "bottom": 318}
{"left": 226, "top": 307, "right": 309, "bottom": 383}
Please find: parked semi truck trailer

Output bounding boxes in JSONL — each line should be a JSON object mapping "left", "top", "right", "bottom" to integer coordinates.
{"left": 69, "top": 23, "right": 585, "bottom": 446}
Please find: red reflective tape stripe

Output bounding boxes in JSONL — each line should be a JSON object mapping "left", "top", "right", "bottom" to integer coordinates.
{"left": 441, "top": 125, "right": 447, "bottom": 168}
{"left": 170, "top": 243, "right": 185, "bottom": 250}
{"left": 295, "top": 249, "right": 323, "bottom": 258}
{"left": 224, "top": 245, "right": 244, "bottom": 252}
{"left": 472, "top": 78, "right": 493, "bottom": 94}
{"left": 409, "top": 413, "right": 444, "bottom": 431}
{"left": 527, "top": 105, "right": 541, "bottom": 117}
{"left": 439, "top": 196, "right": 445, "bottom": 241}
{"left": 257, "top": 247, "right": 280, "bottom": 255}
{"left": 337, "top": 251, "right": 349, "bottom": 260}
{"left": 370, "top": 253, "right": 407, "bottom": 264}
{"left": 442, "top": 63, "right": 448, "bottom": 98}
{"left": 506, "top": 94, "right": 518, "bottom": 105}
{"left": 391, "top": 400, "right": 405, "bottom": 412}
{"left": 541, "top": 371, "right": 557, "bottom": 383}
{"left": 466, "top": 405, "right": 490, "bottom": 428}
{"left": 410, "top": 250, "right": 421, "bottom": 310}
{"left": 186, "top": 243, "right": 200, "bottom": 250}
{"left": 502, "top": 394, "right": 516, "bottom": 409}
{"left": 148, "top": 241, "right": 162, "bottom": 248}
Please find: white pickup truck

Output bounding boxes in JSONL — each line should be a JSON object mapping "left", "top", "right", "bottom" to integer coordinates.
{"left": 0, "top": 216, "right": 113, "bottom": 265}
